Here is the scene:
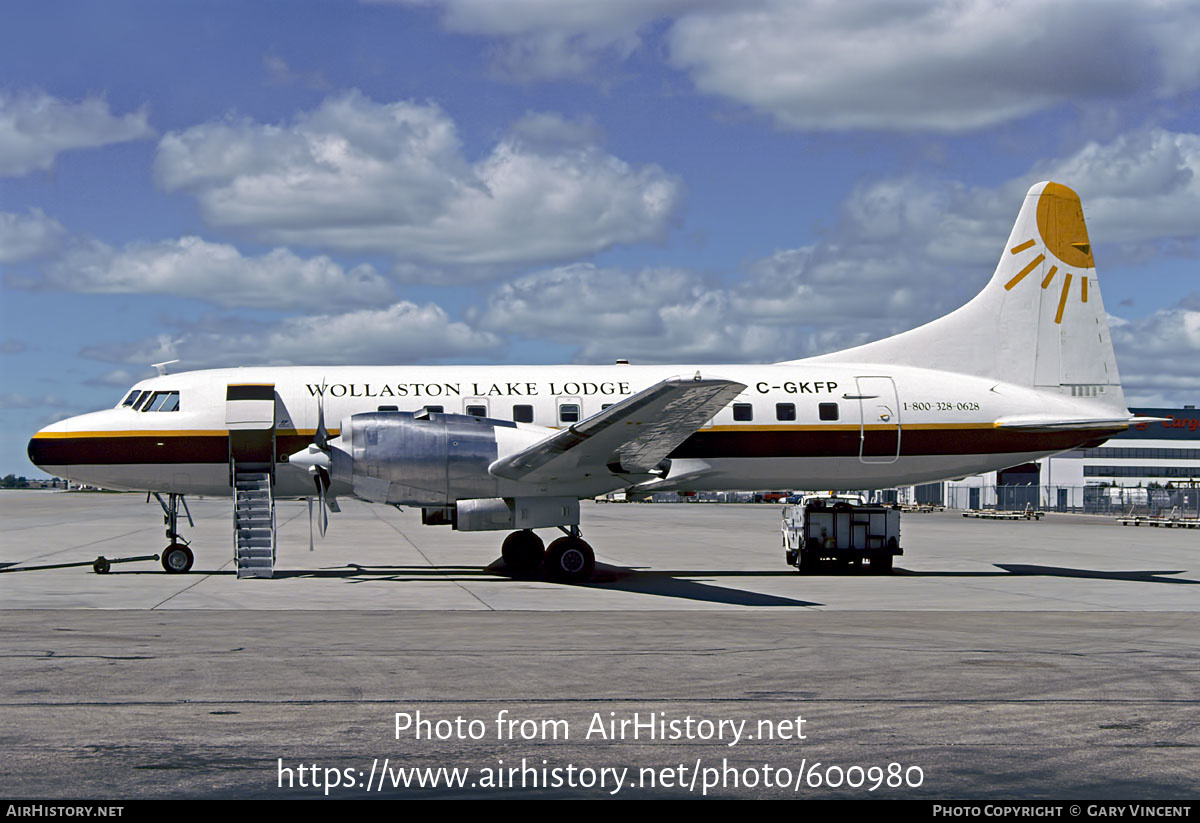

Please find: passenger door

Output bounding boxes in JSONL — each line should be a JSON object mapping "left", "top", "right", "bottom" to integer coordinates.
{"left": 851, "top": 376, "right": 901, "bottom": 464}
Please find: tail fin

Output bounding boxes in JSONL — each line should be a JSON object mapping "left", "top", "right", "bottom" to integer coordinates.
{"left": 802, "top": 181, "right": 1125, "bottom": 408}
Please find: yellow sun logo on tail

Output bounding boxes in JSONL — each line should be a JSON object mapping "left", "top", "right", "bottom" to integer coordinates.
{"left": 1002, "top": 182, "right": 1094, "bottom": 324}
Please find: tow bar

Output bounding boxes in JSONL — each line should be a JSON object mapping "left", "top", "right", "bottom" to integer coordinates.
{"left": 0, "top": 554, "right": 161, "bottom": 575}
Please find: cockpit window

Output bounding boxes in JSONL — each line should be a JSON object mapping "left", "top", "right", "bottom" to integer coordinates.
{"left": 131, "top": 390, "right": 152, "bottom": 410}
{"left": 121, "top": 390, "right": 140, "bottom": 408}
{"left": 142, "top": 391, "right": 180, "bottom": 412}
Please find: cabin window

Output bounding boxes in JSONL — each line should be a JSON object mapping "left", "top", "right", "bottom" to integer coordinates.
{"left": 819, "top": 402, "right": 839, "bottom": 421}
{"left": 776, "top": 403, "right": 796, "bottom": 421}
{"left": 732, "top": 403, "right": 753, "bottom": 422}
{"left": 559, "top": 403, "right": 580, "bottom": 424}
{"left": 513, "top": 404, "right": 534, "bottom": 423}
{"left": 601, "top": 404, "right": 613, "bottom": 410}
{"left": 465, "top": 405, "right": 487, "bottom": 417}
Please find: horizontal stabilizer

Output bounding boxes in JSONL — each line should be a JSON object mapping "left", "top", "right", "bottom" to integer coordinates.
{"left": 489, "top": 375, "right": 746, "bottom": 484}
{"left": 994, "top": 414, "right": 1143, "bottom": 432}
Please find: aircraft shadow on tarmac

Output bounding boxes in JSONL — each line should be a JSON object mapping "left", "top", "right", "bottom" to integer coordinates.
{"left": 569, "top": 563, "right": 820, "bottom": 607}
{"left": 46, "top": 561, "right": 1197, "bottom": 604}
{"left": 898, "top": 564, "right": 1198, "bottom": 585}
{"left": 300, "top": 560, "right": 820, "bottom": 607}
{"left": 110, "top": 560, "right": 822, "bottom": 607}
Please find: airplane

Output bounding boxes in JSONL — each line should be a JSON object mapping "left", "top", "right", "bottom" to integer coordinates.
{"left": 27, "top": 181, "right": 1141, "bottom": 582}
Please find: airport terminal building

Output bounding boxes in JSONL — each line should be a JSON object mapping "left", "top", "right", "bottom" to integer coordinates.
{"left": 929, "top": 406, "right": 1200, "bottom": 517}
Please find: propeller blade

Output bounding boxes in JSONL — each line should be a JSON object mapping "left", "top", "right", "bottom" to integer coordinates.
{"left": 314, "top": 470, "right": 329, "bottom": 537}
{"left": 307, "top": 497, "right": 314, "bottom": 552}
{"left": 290, "top": 387, "right": 335, "bottom": 539}
{"left": 315, "top": 385, "right": 329, "bottom": 450}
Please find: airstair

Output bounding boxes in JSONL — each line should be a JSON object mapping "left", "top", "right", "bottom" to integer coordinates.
{"left": 233, "top": 465, "right": 276, "bottom": 578}
{"left": 226, "top": 382, "right": 279, "bottom": 579}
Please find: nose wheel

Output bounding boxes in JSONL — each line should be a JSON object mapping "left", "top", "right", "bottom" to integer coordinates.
{"left": 161, "top": 543, "right": 194, "bottom": 574}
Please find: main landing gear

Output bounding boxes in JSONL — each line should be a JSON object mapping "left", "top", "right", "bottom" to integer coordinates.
{"left": 501, "top": 530, "right": 544, "bottom": 577}
{"left": 151, "top": 492, "right": 194, "bottom": 574}
{"left": 500, "top": 526, "right": 595, "bottom": 584}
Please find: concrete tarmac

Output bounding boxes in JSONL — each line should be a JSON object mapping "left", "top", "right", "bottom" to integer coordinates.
{"left": 1, "top": 491, "right": 1197, "bottom": 799}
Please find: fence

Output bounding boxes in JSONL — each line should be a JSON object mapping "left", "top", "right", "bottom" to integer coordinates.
{"left": 942, "top": 484, "right": 1200, "bottom": 518}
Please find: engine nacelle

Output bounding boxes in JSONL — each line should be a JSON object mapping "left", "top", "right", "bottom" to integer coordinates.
{"left": 328, "top": 410, "right": 542, "bottom": 506}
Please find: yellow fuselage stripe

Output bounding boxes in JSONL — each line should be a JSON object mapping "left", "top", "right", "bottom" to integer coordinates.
{"left": 31, "top": 428, "right": 335, "bottom": 439}
{"left": 34, "top": 422, "right": 997, "bottom": 440}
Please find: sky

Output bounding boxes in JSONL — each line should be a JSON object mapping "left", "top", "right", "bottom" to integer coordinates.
{"left": 2, "top": 0, "right": 1199, "bottom": 476}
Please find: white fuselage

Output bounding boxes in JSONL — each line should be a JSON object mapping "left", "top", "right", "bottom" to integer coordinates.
{"left": 29, "top": 362, "right": 1125, "bottom": 499}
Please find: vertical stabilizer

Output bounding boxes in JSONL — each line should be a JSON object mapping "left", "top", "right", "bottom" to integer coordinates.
{"left": 802, "top": 181, "right": 1125, "bottom": 408}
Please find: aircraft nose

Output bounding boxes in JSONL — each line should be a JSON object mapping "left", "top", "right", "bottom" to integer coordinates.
{"left": 27, "top": 418, "right": 70, "bottom": 473}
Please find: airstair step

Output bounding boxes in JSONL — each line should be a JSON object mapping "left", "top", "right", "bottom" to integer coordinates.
{"left": 232, "top": 461, "right": 276, "bottom": 579}
{"left": 237, "top": 568, "right": 273, "bottom": 579}
{"left": 238, "top": 547, "right": 274, "bottom": 559}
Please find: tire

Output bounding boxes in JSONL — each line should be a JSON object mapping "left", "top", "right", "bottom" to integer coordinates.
{"left": 93, "top": 556, "right": 110, "bottom": 575}
{"left": 161, "top": 543, "right": 194, "bottom": 574}
{"left": 501, "top": 530, "right": 545, "bottom": 577}
{"left": 797, "top": 548, "right": 817, "bottom": 575}
{"left": 545, "top": 537, "right": 595, "bottom": 584}
{"left": 870, "top": 551, "right": 893, "bottom": 574}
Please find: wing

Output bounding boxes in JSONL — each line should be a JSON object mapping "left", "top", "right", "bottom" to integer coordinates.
{"left": 489, "top": 374, "right": 746, "bottom": 484}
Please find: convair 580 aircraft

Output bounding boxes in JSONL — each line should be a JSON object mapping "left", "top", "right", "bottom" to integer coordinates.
{"left": 28, "top": 182, "right": 1138, "bottom": 581}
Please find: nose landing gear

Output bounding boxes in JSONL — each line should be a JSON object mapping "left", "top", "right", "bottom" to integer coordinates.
{"left": 151, "top": 492, "right": 195, "bottom": 573}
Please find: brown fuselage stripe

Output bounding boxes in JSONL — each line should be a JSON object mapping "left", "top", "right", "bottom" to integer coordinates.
{"left": 28, "top": 427, "right": 1121, "bottom": 467}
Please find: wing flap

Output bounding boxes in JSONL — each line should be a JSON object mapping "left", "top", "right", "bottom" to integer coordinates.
{"left": 489, "top": 375, "right": 746, "bottom": 484}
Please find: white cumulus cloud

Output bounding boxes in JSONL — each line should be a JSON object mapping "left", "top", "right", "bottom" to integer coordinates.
{"left": 390, "top": 0, "right": 707, "bottom": 80}
{"left": 79, "top": 301, "right": 504, "bottom": 369}
{"left": 1037, "top": 130, "right": 1200, "bottom": 247}
{"left": 22, "top": 236, "right": 394, "bottom": 310}
{"left": 0, "top": 209, "right": 67, "bottom": 262}
{"left": 153, "top": 91, "right": 682, "bottom": 267}
{"left": 397, "top": 0, "right": 1200, "bottom": 132}
{"left": 473, "top": 262, "right": 875, "bottom": 364}
{"left": 0, "top": 91, "right": 153, "bottom": 176}
{"left": 471, "top": 125, "right": 1200, "bottom": 396}
{"left": 1109, "top": 297, "right": 1200, "bottom": 406}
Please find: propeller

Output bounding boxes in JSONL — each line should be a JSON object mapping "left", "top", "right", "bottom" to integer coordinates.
{"left": 288, "top": 389, "right": 336, "bottom": 537}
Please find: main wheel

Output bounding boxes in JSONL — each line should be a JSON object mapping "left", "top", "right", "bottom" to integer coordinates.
{"left": 545, "top": 537, "right": 595, "bottom": 584}
{"left": 501, "top": 530, "right": 545, "bottom": 577}
{"left": 161, "top": 543, "right": 194, "bottom": 574}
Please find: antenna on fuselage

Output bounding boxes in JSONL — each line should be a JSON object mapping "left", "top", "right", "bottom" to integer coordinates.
{"left": 151, "top": 360, "right": 180, "bottom": 376}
